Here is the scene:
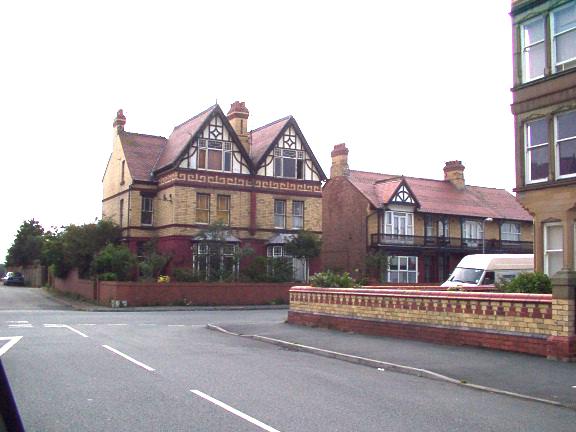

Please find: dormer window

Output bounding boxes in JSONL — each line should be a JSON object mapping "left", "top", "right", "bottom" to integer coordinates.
{"left": 274, "top": 148, "right": 304, "bottom": 179}
{"left": 197, "top": 139, "right": 232, "bottom": 172}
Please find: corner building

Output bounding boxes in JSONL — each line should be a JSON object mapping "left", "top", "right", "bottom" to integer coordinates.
{"left": 511, "top": 0, "right": 576, "bottom": 276}
{"left": 102, "top": 102, "right": 326, "bottom": 280}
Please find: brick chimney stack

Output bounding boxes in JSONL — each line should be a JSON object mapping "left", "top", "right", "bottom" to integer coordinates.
{"left": 227, "top": 101, "right": 250, "bottom": 153}
{"left": 113, "top": 109, "right": 126, "bottom": 131}
{"left": 330, "top": 143, "right": 350, "bottom": 178}
{"left": 444, "top": 160, "right": 465, "bottom": 190}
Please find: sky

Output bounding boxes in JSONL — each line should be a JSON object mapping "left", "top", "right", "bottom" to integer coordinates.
{"left": 0, "top": 0, "right": 515, "bottom": 263}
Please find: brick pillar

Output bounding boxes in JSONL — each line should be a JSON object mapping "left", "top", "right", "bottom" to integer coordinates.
{"left": 547, "top": 270, "right": 576, "bottom": 361}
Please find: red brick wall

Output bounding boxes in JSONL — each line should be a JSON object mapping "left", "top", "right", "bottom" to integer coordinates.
{"left": 322, "top": 177, "right": 371, "bottom": 274}
{"left": 53, "top": 269, "right": 95, "bottom": 300}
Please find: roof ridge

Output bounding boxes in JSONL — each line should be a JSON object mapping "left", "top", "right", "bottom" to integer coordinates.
{"left": 249, "top": 115, "right": 292, "bottom": 134}
{"left": 374, "top": 176, "right": 403, "bottom": 184}
{"left": 121, "top": 131, "right": 167, "bottom": 140}
{"left": 172, "top": 104, "right": 217, "bottom": 130}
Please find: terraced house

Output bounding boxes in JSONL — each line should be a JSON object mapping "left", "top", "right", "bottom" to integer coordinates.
{"left": 102, "top": 102, "right": 326, "bottom": 281}
{"left": 322, "top": 144, "right": 533, "bottom": 283}
{"left": 511, "top": 0, "right": 576, "bottom": 277}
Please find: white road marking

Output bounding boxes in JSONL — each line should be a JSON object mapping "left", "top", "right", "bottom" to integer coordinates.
{"left": 8, "top": 324, "right": 33, "bottom": 328}
{"left": 190, "top": 390, "right": 282, "bottom": 432}
{"left": 44, "top": 324, "right": 89, "bottom": 338}
{"left": 107, "top": 323, "right": 128, "bottom": 326}
{"left": 6, "top": 321, "right": 29, "bottom": 324}
{"left": 102, "top": 345, "right": 155, "bottom": 372}
{"left": 168, "top": 325, "right": 185, "bottom": 327}
{"left": 77, "top": 324, "right": 96, "bottom": 326}
{"left": 0, "top": 336, "right": 23, "bottom": 357}
{"left": 138, "top": 323, "right": 157, "bottom": 326}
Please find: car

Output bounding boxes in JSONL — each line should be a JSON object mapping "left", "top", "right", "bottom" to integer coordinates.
{"left": 2, "top": 272, "right": 25, "bottom": 286}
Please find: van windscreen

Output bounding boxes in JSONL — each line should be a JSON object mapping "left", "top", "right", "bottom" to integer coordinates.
{"left": 450, "top": 268, "right": 484, "bottom": 284}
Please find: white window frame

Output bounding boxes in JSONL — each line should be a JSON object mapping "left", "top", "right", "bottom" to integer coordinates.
{"left": 552, "top": 2, "right": 576, "bottom": 73}
{"left": 274, "top": 199, "right": 286, "bottom": 229}
{"left": 196, "top": 139, "right": 233, "bottom": 173}
{"left": 141, "top": 196, "right": 153, "bottom": 226}
{"left": 521, "top": 16, "right": 546, "bottom": 82}
{"left": 387, "top": 256, "right": 418, "bottom": 283}
{"left": 501, "top": 222, "right": 521, "bottom": 242}
{"left": 544, "top": 222, "right": 564, "bottom": 277}
{"left": 555, "top": 110, "right": 576, "bottom": 180}
{"left": 462, "top": 220, "right": 483, "bottom": 240}
{"left": 292, "top": 201, "right": 304, "bottom": 230}
{"left": 525, "top": 118, "right": 549, "bottom": 184}
{"left": 383, "top": 211, "right": 414, "bottom": 236}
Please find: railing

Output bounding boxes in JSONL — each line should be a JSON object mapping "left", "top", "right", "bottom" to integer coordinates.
{"left": 370, "top": 234, "right": 533, "bottom": 253}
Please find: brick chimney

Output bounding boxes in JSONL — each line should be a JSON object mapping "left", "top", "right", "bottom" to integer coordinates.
{"left": 227, "top": 101, "right": 250, "bottom": 153}
{"left": 330, "top": 143, "right": 350, "bottom": 178}
{"left": 444, "top": 160, "right": 465, "bottom": 190}
{"left": 113, "top": 109, "right": 126, "bottom": 131}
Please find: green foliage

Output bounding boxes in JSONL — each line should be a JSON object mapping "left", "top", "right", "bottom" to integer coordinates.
{"left": 98, "top": 272, "right": 119, "bottom": 281}
{"left": 138, "top": 240, "right": 170, "bottom": 281}
{"left": 240, "top": 256, "right": 293, "bottom": 282}
{"left": 92, "top": 244, "right": 136, "bottom": 281}
{"left": 498, "top": 272, "right": 552, "bottom": 294}
{"left": 365, "top": 251, "right": 389, "bottom": 282}
{"left": 172, "top": 268, "right": 199, "bottom": 283}
{"left": 285, "top": 231, "right": 321, "bottom": 259}
{"left": 6, "top": 219, "right": 45, "bottom": 266}
{"left": 310, "top": 270, "right": 358, "bottom": 288}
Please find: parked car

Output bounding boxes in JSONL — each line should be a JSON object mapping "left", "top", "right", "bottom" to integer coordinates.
{"left": 2, "top": 272, "right": 25, "bottom": 286}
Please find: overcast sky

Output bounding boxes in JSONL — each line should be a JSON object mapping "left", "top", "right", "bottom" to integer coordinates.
{"left": 0, "top": 1, "right": 515, "bottom": 263}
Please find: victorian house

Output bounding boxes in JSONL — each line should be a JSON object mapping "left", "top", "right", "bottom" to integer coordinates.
{"left": 322, "top": 144, "right": 533, "bottom": 283}
{"left": 511, "top": 0, "right": 576, "bottom": 277}
{"left": 102, "top": 102, "right": 326, "bottom": 280}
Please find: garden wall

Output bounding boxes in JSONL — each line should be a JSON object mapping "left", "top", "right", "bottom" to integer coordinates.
{"left": 288, "top": 286, "right": 575, "bottom": 360}
{"left": 53, "top": 270, "right": 291, "bottom": 306}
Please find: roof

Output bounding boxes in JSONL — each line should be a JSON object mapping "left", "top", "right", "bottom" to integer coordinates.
{"left": 119, "top": 132, "right": 167, "bottom": 182}
{"left": 347, "top": 170, "right": 532, "bottom": 222}
{"left": 249, "top": 116, "right": 291, "bottom": 164}
{"left": 155, "top": 105, "right": 217, "bottom": 171}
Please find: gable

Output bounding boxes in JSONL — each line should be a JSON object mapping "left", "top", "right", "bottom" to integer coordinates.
{"left": 390, "top": 183, "right": 416, "bottom": 205}
{"left": 177, "top": 111, "right": 251, "bottom": 174}
{"left": 255, "top": 119, "right": 326, "bottom": 181}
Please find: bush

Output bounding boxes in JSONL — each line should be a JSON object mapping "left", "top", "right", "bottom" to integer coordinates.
{"left": 310, "top": 270, "right": 358, "bottom": 288}
{"left": 498, "top": 272, "right": 552, "bottom": 294}
{"left": 172, "top": 268, "right": 199, "bottom": 283}
{"left": 240, "top": 256, "right": 293, "bottom": 282}
{"left": 98, "top": 272, "right": 119, "bottom": 281}
{"left": 92, "top": 244, "right": 136, "bottom": 281}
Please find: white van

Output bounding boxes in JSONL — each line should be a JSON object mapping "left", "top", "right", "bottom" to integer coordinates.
{"left": 441, "top": 254, "right": 533, "bottom": 288}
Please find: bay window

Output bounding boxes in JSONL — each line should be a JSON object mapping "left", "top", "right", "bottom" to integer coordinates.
{"left": 555, "top": 110, "right": 576, "bottom": 178}
{"left": 525, "top": 118, "right": 549, "bottom": 183}
{"left": 553, "top": 2, "right": 576, "bottom": 72}
{"left": 141, "top": 196, "right": 153, "bottom": 226}
{"left": 521, "top": 16, "right": 546, "bottom": 82}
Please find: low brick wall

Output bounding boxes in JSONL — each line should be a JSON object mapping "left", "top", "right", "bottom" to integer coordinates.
{"left": 288, "top": 286, "right": 574, "bottom": 360}
{"left": 53, "top": 271, "right": 291, "bottom": 306}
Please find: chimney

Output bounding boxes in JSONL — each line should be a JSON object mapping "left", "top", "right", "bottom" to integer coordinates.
{"left": 227, "top": 101, "right": 250, "bottom": 153}
{"left": 113, "top": 109, "right": 126, "bottom": 131}
{"left": 444, "top": 160, "right": 465, "bottom": 190}
{"left": 330, "top": 143, "right": 350, "bottom": 178}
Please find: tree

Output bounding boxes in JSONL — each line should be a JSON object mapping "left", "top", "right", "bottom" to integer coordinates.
{"left": 6, "top": 220, "right": 45, "bottom": 266}
{"left": 285, "top": 231, "right": 321, "bottom": 259}
{"left": 92, "top": 244, "right": 137, "bottom": 281}
{"left": 138, "top": 239, "right": 170, "bottom": 281}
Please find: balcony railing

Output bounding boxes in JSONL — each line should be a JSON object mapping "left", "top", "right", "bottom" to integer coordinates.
{"left": 370, "top": 234, "right": 533, "bottom": 253}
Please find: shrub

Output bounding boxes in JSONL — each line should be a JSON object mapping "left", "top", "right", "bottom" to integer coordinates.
{"left": 172, "top": 268, "right": 199, "bottom": 283}
{"left": 92, "top": 244, "right": 136, "bottom": 281}
{"left": 498, "top": 272, "right": 552, "bottom": 294}
{"left": 240, "top": 256, "right": 293, "bottom": 282}
{"left": 98, "top": 272, "right": 118, "bottom": 281}
{"left": 310, "top": 270, "right": 358, "bottom": 288}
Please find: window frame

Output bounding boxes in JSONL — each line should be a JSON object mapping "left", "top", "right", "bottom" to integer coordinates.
{"left": 216, "top": 195, "right": 231, "bottom": 226}
{"left": 520, "top": 15, "right": 546, "bottom": 83}
{"left": 501, "top": 222, "right": 521, "bottom": 242}
{"left": 141, "top": 196, "right": 153, "bottom": 226}
{"left": 383, "top": 211, "right": 414, "bottom": 236}
{"left": 196, "top": 139, "right": 233, "bottom": 173}
{"left": 196, "top": 193, "right": 210, "bottom": 224}
{"left": 274, "top": 148, "right": 304, "bottom": 179}
{"left": 544, "top": 222, "right": 564, "bottom": 277}
{"left": 292, "top": 201, "right": 304, "bottom": 230}
{"left": 555, "top": 110, "right": 576, "bottom": 180}
{"left": 387, "top": 256, "right": 418, "bottom": 283}
{"left": 525, "top": 117, "right": 550, "bottom": 184}
{"left": 274, "top": 199, "right": 287, "bottom": 229}
{"left": 552, "top": 1, "right": 576, "bottom": 72}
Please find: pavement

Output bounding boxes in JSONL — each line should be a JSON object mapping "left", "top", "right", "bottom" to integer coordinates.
{"left": 43, "top": 287, "right": 576, "bottom": 410}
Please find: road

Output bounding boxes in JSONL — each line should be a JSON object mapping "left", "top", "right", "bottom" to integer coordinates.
{"left": 1, "top": 286, "right": 575, "bottom": 431}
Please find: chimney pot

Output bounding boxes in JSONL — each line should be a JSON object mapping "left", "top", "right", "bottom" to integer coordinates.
{"left": 227, "top": 101, "right": 250, "bottom": 152}
{"left": 113, "top": 109, "right": 126, "bottom": 130}
{"left": 330, "top": 143, "right": 350, "bottom": 178}
{"left": 444, "top": 160, "right": 465, "bottom": 189}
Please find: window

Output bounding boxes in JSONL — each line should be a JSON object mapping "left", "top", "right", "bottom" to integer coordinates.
{"left": 525, "top": 118, "right": 549, "bottom": 183}
{"left": 119, "top": 199, "right": 124, "bottom": 227}
{"left": 521, "top": 16, "right": 546, "bottom": 82}
{"left": 388, "top": 256, "right": 418, "bottom": 283}
{"left": 274, "top": 200, "right": 286, "bottom": 228}
{"left": 292, "top": 201, "right": 304, "bottom": 229}
{"left": 501, "top": 222, "right": 521, "bottom": 242}
{"left": 197, "top": 139, "right": 232, "bottom": 172}
{"left": 121, "top": 160, "right": 125, "bottom": 185}
{"left": 269, "top": 245, "right": 284, "bottom": 258}
{"left": 544, "top": 223, "right": 563, "bottom": 277}
{"left": 552, "top": 2, "right": 576, "bottom": 72}
{"left": 382, "top": 211, "right": 414, "bottom": 244}
{"left": 141, "top": 196, "right": 153, "bottom": 225}
{"left": 556, "top": 110, "right": 576, "bottom": 178}
{"left": 196, "top": 193, "right": 210, "bottom": 224}
{"left": 216, "top": 195, "right": 230, "bottom": 225}
{"left": 425, "top": 215, "right": 434, "bottom": 238}
{"left": 274, "top": 148, "right": 304, "bottom": 179}
{"left": 193, "top": 242, "right": 238, "bottom": 280}
{"left": 438, "top": 217, "right": 449, "bottom": 238}
{"left": 462, "top": 220, "right": 482, "bottom": 246}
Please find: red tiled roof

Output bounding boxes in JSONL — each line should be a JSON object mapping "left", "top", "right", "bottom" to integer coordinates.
{"left": 249, "top": 116, "right": 291, "bottom": 165}
{"left": 155, "top": 105, "right": 217, "bottom": 171}
{"left": 348, "top": 170, "right": 531, "bottom": 221}
{"left": 119, "top": 132, "right": 167, "bottom": 182}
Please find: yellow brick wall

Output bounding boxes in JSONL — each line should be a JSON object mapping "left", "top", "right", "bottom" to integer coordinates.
{"left": 102, "top": 133, "right": 132, "bottom": 200}
{"left": 290, "top": 290, "right": 557, "bottom": 336}
{"left": 255, "top": 193, "right": 322, "bottom": 232}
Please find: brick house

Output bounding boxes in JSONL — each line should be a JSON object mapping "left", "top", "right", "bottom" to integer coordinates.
{"left": 322, "top": 144, "right": 533, "bottom": 283}
{"left": 511, "top": 0, "right": 576, "bottom": 278}
{"left": 102, "top": 102, "right": 326, "bottom": 281}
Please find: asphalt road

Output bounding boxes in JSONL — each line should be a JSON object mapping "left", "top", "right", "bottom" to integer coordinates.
{"left": 1, "top": 287, "right": 576, "bottom": 431}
